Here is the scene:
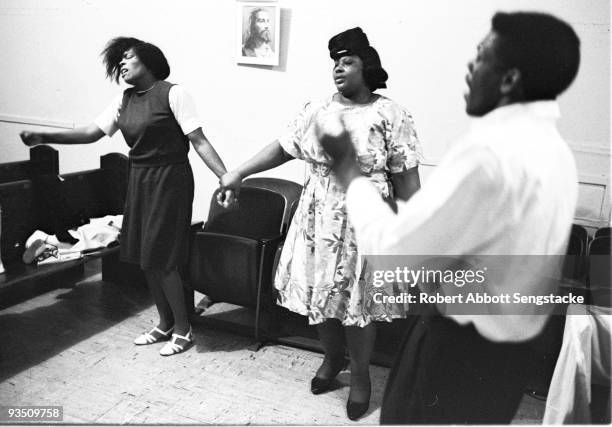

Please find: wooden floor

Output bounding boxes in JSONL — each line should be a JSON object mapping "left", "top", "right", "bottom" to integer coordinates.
{"left": 0, "top": 260, "right": 545, "bottom": 424}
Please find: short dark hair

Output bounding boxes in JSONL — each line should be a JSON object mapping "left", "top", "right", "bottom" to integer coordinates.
{"left": 101, "top": 37, "right": 170, "bottom": 83}
{"left": 492, "top": 12, "right": 580, "bottom": 101}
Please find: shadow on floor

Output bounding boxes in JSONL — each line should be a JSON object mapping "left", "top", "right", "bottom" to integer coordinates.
{"left": 192, "top": 301, "right": 411, "bottom": 368}
{"left": 0, "top": 263, "right": 153, "bottom": 383}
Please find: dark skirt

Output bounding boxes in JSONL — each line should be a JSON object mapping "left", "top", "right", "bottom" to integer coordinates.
{"left": 120, "top": 162, "right": 194, "bottom": 271}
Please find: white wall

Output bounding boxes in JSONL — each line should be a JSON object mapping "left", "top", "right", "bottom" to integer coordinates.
{"left": 1, "top": 0, "right": 609, "bottom": 224}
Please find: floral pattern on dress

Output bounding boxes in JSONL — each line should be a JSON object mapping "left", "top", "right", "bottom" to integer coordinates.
{"left": 274, "top": 95, "right": 423, "bottom": 326}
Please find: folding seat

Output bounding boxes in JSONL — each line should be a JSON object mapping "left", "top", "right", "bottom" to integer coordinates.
{"left": 188, "top": 186, "right": 287, "bottom": 340}
{"left": 242, "top": 177, "right": 302, "bottom": 234}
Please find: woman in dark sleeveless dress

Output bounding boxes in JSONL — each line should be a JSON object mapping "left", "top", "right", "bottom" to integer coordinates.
{"left": 20, "top": 37, "right": 230, "bottom": 356}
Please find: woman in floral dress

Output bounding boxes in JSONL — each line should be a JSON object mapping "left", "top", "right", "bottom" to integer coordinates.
{"left": 220, "top": 27, "right": 422, "bottom": 420}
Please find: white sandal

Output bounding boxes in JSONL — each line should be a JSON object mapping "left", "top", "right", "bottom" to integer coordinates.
{"left": 159, "top": 328, "right": 193, "bottom": 356}
{"left": 133, "top": 326, "right": 174, "bottom": 345}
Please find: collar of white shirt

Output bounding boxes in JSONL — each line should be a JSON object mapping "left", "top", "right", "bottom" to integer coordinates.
{"left": 471, "top": 100, "right": 561, "bottom": 130}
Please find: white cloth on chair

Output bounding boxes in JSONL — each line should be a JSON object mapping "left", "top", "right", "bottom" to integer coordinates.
{"left": 23, "top": 215, "right": 123, "bottom": 264}
{"left": 543, "top": 304, "right": 611, "bottom": 424}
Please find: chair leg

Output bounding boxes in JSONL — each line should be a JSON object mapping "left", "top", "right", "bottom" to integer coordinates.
{"left": 254, "top": 249, "right": 268, "bottom": 342}
{"left": 254, "top": 290, "right": 262, "bottom": 342}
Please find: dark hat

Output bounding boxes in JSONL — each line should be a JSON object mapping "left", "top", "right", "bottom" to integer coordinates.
{"left": 328, "top": 27, "right": 388, "bottom": 90}
{"left": 328, "top": 27, "right": 370, "bottom": 60}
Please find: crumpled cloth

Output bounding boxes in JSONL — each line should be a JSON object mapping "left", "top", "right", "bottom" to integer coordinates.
{"left": 23, "top": 215, "right": 123, "bottom": 265}
{"left": 543, "top": 304, "right": 611, "bottom": 424}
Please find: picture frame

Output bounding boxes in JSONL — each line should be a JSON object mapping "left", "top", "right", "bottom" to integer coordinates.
{"left": 236, "top": 1, "right": 280, "bottom": 66}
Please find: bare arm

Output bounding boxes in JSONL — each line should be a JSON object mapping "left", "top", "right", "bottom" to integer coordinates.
{"left": 219, "top": 140, "right": 294, "bottom": 190}
{"left": 234, "top": 140, "right": 294, "bottom": 179}
{"left": 188, "top": 128, "right": 227, "bottom": 178}
{"left": 391, "top": 166, "right": 421, "bottom": 202}
{"left": 20, "top": 123, "right": 105, "bottom": 146}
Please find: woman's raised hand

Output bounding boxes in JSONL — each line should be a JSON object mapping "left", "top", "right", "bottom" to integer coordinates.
{"left": 20, "top": 131, "right": 44, "bottom": 147}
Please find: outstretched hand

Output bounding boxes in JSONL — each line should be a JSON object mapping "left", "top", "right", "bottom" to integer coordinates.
{"left": 315, "top": 115, "right": 361, "bottom": 188}
{"left": 20, "top": 131, "right": 44, "bottom": 147}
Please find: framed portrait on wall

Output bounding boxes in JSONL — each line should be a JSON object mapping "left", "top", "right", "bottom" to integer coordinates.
{"left": 236, "top": 1, "right": 280, "bottom": 66}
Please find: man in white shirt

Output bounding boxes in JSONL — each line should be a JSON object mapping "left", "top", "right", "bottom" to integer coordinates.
{"left": 318, "top": 11, "right": 581, "bottom": 424}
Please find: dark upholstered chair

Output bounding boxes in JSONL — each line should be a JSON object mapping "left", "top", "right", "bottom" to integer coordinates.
{"left": 588, "top": 236, "right": 611, "bottom": 307}
{"left": 563, "top": 231, "right": 587, "bottom": 282}
{"left": 242, "top": 177, "right": 303, "bottom": 305}
{"left": 188, "top": 186, "right": 287, "bottom": 340}
{"left": 242, "top": 177, "right": 302, "bottom": 234}
{"left": 571, "top": 224, "right": 589, "bottom": 254}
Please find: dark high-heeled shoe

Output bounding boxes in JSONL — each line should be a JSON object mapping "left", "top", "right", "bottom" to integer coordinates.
{"left": 346, "top": 381, "right": 371, "bottom": 421}
{"left": 310, "top": 358, "right": 347, "bottom": 395}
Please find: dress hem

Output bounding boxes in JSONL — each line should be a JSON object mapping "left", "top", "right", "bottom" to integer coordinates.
{"left": 276, "top": 292, "right": 407, "bottom": 327}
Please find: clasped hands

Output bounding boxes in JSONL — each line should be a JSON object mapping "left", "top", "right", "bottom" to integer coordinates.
{"left": 216, "top": 170, "right": 241, "bottom": 209}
